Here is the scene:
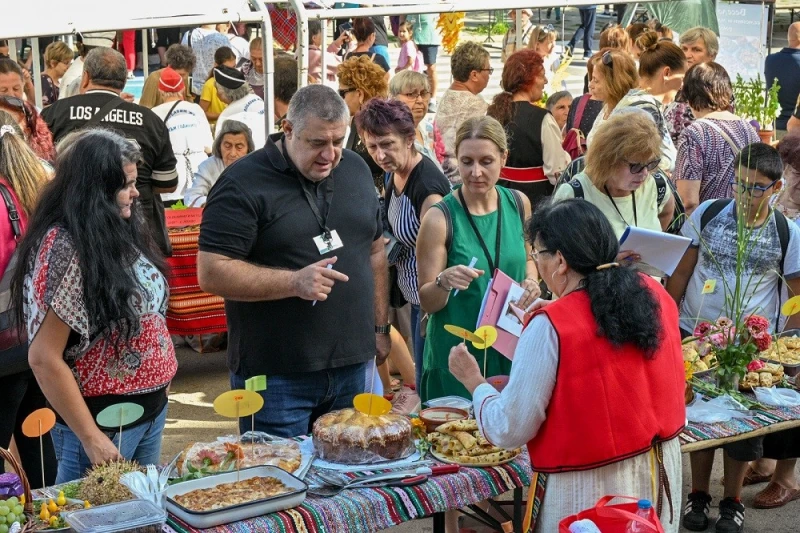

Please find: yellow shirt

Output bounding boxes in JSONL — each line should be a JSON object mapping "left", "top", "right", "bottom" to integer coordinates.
{"left": 201, "top": 78, "right": 227, "bottom": 118}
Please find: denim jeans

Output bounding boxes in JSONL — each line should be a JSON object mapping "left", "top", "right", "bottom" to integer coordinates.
{"left": 568, "top": 7, "right": 597, "bottom": 55}
{"left": 410, "top": 304, "right": 426, "bottom": 395}
{"left": 369, "top": 45, "right": 391, "bottom": 67}
{"left": 52, "top": 404, "right": 168, "bottom": 484}
{"left": 230, "top": 362, "right": 368, "bottom": 438}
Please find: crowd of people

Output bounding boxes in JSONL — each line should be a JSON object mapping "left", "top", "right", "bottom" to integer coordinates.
{"left": 2, "top": 8, "right": 800, "bottom": 533}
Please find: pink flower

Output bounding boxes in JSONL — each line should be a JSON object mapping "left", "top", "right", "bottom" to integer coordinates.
{"left": 197, "top": 449, "right": 221, "bottom": 466}
{"left": 745, "top": 315, "right": 770, "bottom": 336}
{"left": 694, "top": 322, "right": 713, "bottom": 340}
{"left": 747, "top": 359, "right": 766, "bottom": 372}
{"left": 716, "top": 317, "right": 733, "bottom": 329}
{"left": 751, "top": 331, "right": 772, "bottom": 352}
{"left": 709, "top": 332, "right": 728, "bottom": 348}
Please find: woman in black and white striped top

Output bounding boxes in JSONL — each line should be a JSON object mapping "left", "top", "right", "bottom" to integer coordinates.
{"left": 355, "top": 98, "right": 451, "bottom": 392}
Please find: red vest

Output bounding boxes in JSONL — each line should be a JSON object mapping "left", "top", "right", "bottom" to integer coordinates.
{"left": 525, "top": 274, "right": 685, "bottom": 473}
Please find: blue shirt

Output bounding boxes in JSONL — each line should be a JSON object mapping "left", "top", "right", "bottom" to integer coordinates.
{"left": 765, "top": 48, "right": 800, "bottom": 130}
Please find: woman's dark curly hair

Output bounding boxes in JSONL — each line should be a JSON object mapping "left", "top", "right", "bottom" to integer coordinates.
{"left": 12, "top": 129, "right": 167, "bottom": 340}
{"left": 528, "top": 199, "right": 662, "bottom": 357}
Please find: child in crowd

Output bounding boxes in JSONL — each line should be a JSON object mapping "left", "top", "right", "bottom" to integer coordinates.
{"left": 396, "top": 21, "right": 423, "bottom": 73}
{"left": 529, "top": 25, "right": 565, "bottom": 91}
{"left": 199, "top": 46, "right": 235, "bottom": 126}
{"left": 667, "top": 143, "right": 800, "bottom": 533}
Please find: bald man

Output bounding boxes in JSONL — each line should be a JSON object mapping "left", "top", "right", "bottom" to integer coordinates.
{"left": 766, "top": 22, "right": 800, "bottom": 136}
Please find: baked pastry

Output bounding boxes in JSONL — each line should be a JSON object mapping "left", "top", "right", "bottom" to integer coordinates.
{"left": 176, "top": 439, "right": 301, "bottom": 476}
{"left": 312, "top": 408, "right": 414, "bottom": 464}
{"left": 428, "top": 419, "right": 521, "bottom": 465}
{"left": 173, "top": 476, "right": 289, "bottom": 511}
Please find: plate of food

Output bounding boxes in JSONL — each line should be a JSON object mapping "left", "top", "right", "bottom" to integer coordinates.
{"left": 682, "top": 339, "right": 717, "bottom": 377}
{"left": 741, "top": 361, "right": 785, "bottom": 391}
{"left": 32, "top": 496, "right": 88, "bottom": 531}
{"left": 166, "top": 465, "right": 307, "bottom": 528}
{"left": 427, "top": 419, "right": 520, "bottom": 467}
{"left": 760, "top": 332, "right": 800, "bottom": 376}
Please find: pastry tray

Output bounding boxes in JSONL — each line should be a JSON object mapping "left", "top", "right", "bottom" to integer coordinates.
{"left": 430, "top": 448, "right": 519, "bottom": 468}
{"left": 166, "top": 465, "right": 307, "bottom": 528}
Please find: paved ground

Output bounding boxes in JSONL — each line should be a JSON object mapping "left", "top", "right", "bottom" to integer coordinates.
{"left": 155, "top": 8, "right": 800, "bottom": 533}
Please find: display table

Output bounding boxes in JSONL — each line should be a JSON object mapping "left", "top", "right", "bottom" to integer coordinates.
{"left": 164, "top": 452, "right": 533, "bottom": 533}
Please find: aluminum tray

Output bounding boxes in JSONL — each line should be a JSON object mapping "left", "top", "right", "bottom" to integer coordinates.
{"left": 166, "top": 465, "right": 307, "bottom": 529}
{"left": 761, "top": 330, "right": 800, "bottom": 377}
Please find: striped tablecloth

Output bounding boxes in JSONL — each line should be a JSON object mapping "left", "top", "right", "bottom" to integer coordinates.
{"left": 166, "top": 452, "right": 533, "bottom": 533}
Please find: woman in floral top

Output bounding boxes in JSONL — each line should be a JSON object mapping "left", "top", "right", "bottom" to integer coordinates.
{"left": 13, "top": 130, "right": 177, "bottom": 483}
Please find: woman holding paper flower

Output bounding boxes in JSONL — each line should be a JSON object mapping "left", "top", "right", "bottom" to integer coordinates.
{"left": 553, "top": 110, "right": 676, "bottom": 263}
{"left": 13, "top": 130, "right": 177, "bottom": 483}
{"left": 417, "top": 116, "right": 539, "bottom": 402}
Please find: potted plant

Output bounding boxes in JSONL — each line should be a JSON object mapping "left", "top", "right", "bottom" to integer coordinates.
{"left": 732, "top": 73, "right": 781, "bottom": 143}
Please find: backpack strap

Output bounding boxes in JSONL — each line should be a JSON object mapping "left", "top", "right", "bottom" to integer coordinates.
{"left": 0, "top": 183, "right": 21, "bottom": 241}
{"left": 509, "top": 188, "right": 526, "bottom": 226}
{"left": 85, "top": 96, "right": 125, "bottom": 128}
{"left": 697, "top": 118, "right": 740, "bottom": 154}
{"left": 775, "top": 209, "right": 790, "bottom": 323}
{"left": 653, "top": 172, "right": 667, "bottom": 206}
{"left": 434, "top": 201, "right": 454, "bottom": 253}
{"left": 568, "top": 178, "right": 585, "bottom": 199}
{"left": 700, "top": 198, "right": 733, "bottom": 231}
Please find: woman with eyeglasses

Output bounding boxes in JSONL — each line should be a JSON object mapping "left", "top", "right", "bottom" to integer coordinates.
{"left": 389, "top": 71, "right": 438, "bottom": 162}
{"left": 448, "top": 198, "right": 684, "bottom": 533}
{"left": 672, "top": 62, "right": 758, "bottom": 215}
{"left": 553, "top": 110, "right": 676, "bottom": 261}
{"left": 338, "top": 55, "right": 389, "bottom": 189}
{"left": 588, "top": 48, "right": 677, "bottom": 173}
{"left": 41, "top": 42, "right": 74, "bottom": 108}
{"left": 0, "top": 96, "right": 56, "bottom": 163}
{"left": 488, "top": 49, "right": 570, "bottom": 207}
{"left": 434, "top": 42, "right": 492, "bottom": 184}
{"left": 417, "top": 116, "right": 539, "bottom": 403}
{"left": 356, "top": 99, "right": 450, "bottom": 395}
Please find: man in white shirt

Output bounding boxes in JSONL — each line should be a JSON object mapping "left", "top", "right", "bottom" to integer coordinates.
{"left": 213, "top": 66, "right": 266, "bottom": 148}
{"left": 151, "top": 67, "right": 213, "bottom": 206}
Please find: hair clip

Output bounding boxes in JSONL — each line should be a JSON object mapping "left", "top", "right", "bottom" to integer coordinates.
{"left": 0, "top": 125, "right": 15, "bottom": 138}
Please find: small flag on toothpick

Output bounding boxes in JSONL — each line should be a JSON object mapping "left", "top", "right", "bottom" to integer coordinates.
{"left": 245, "top": 375, "right": 267, "bottom": 392}
{"left": 702, "top": 280, "right": 716, "bottom": 294}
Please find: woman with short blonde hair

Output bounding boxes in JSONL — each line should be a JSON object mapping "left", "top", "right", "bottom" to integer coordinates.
{"left": 680, "top": 26, "right": 719, "bottom": 67}
{"left": 41, "top": 41, "right": 74, "bottom": 107}
{"left": 389, "top": 70, "right": 437, "bottom": 161}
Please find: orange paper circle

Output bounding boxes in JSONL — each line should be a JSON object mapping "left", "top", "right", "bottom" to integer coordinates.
{"left": 213, "top": 389, "right": 264, "bottom": 418}
{"left": 22, "top": 408, "right": 56, "bottom": 438}
{"left": 353, "top": 393, "right": 392, "bottom": 416}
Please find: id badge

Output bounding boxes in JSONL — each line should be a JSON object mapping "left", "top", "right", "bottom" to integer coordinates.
{"left": 313, "top": 229, "right": 344, "bottom": 254}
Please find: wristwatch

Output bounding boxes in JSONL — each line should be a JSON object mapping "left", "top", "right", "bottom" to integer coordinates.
{"left": 435, "top": 272, "right": 452, "bottom": 291}
{"left": 375, "top": 324, "right": 391, "bottom": 335}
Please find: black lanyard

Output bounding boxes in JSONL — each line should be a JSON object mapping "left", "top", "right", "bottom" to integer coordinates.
{"left": 604, "top": 186, "right": 637, "bottom": 227}
{"left": 458, "top": 187, "right": 502, "bottom": 273}
{"left": 283, "top": 142, "right": 335, "bottom": 240}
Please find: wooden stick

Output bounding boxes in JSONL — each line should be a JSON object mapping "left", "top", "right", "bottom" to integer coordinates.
{"left": 39, "top": 420, "right": 45, "bottom": 490}
{"left": 368, "top": 356, "right": 377, "bottom": 415}
{"left": 482, "top": 332, "right": 488, "bottom": 377}
{"left": 118, "top": 408, "right": 124, "bottom": 455}
{"left": 237, "top": 401, "right": 241, "bottom": 482}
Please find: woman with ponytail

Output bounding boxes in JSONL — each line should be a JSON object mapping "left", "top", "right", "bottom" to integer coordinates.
{"left": 0, "top": 111, "right": 54, "bottom": 488}
{"left": 449, "top": 198, "right": 685, "bottom": 532}
{"left": 487, "top": 49, "right": 569, "bottom": 207}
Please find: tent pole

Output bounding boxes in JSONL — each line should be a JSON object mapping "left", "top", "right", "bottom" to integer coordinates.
{"left": 32, "top": 38, "right": 42, "bottom": 109}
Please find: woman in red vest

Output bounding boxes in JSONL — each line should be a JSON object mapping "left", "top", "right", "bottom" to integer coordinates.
{"left": 449, "top": 198, "right": 686, "bottom": 532}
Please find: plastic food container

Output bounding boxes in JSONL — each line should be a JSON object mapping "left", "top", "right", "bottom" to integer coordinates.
{"left": 419, "top": 407, "right": 469, "bottom": 433}
{"left": 63, "top": 499, "right": 166, "bottom": 533}
{"left": 424, "top": 396, "right": 472, "bottom": 411}
{"left": 166, "top": 465, "right": 307, "bottom": 528}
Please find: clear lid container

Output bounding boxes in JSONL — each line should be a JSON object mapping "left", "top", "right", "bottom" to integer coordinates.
{"left": 63, "top": 499, "right": 166, "bottom": 533}
{"left": 424, "top": 395, "right": 472, "bottom": 410}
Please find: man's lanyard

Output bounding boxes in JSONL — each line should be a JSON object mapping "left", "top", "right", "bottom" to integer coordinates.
{"left": 282, "top": 141, "right": 335, "bottom": 241}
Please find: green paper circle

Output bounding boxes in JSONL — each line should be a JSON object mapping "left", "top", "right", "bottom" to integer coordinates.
{"left": 96, "top": 403, "right": 144, "bottom": 427}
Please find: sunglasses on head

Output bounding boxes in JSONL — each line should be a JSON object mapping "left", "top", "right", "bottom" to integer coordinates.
{"left": 602, "top": 50, "right": 614, "bottom": 68}
{"left": 0, "top": 96, "right": 32, "bottom": 124}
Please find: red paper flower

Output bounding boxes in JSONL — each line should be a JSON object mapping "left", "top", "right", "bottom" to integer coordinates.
{"left": 751, "top": 331, "right": 772, "bottom": 352}
{"left": 745, "top": 315, "right": 770, "bottom": 336}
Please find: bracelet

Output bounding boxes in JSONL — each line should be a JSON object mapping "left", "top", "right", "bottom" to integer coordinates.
{"left": 435, "top": 272, "right": 452, "bottom": 292}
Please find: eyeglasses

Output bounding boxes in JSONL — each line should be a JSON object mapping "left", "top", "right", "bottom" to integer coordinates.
{"left": 627, "top": 159, "right": 661, "bottom": 174}
{"left": 602, "top": 50, "right": 613, "bottom": 68}
{"left": 480, "top": 67, "right": 495, "bottom": 75}
{"left": 338, "top": 87, "right": 356, "bottom": 99}
{"left": 0, "top": 96, "right": 31, "bottom": 124}
{"left": 529, "top": 248, "right": 553, "bottom": 262}
{"left": 400, "top": 90, "right": 431, "bottom": 100}
{"left": 730, "top": 178, "right": 782, "bottom": 198}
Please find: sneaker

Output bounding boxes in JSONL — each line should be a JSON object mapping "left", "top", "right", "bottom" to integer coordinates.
{"left": 427, "top": 101, "right": 437, "bottom": 113}
{"left": 715, "top": 497, "right": 745, "bottom": 533}
{"left": 390, "top": 385, "right": 420, "bottom": 415}
{"left": 683, "top": 491, "right": 712, "bottom": 531}
{"left": 564, "top": 44, "right": 573, "bottom": 56}
{"left": 583, "top": 51, "right": 593, "bottom": 60}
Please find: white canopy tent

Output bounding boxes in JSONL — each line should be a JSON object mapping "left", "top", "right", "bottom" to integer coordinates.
{"left": 1, "top": 0, "right": 660, "bottom": 137}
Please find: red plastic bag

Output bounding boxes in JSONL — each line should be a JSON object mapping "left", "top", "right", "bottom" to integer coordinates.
{"left": 558, "top": 496, "right": 665, "bottom": 533}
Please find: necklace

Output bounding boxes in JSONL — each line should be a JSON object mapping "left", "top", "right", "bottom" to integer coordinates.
{"left": 604, "top": 186, "right": 637, "bottom": 227}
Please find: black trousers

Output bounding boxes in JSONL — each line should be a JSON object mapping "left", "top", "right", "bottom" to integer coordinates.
{"left": 0, "top": 370, "right": 57, "bottom": 488}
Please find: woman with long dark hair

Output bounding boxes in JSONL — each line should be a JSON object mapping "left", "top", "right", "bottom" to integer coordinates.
{"left": 0, "top": 112, "right": 54, "bottom": 488}
{"left": 12, "top": 129, "right": 177, "bottom": 483}
{"left": 487, "top": 48, "right": 569, "bottom": 207}
{"left": 449, "top": 198, "right": 685, "bottom": 532}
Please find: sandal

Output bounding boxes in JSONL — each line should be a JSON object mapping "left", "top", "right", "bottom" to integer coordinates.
{"left": 721, "top": 466, "right": 772, "bottom": 487}
{"left": 753, "top": 481, "right": 800, "bottom": 509}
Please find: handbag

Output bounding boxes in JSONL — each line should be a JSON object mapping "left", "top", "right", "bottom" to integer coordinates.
{"left": 562, "top": 93, "right": 590, "bottom": 160}
{"left": 0, "top": 182, "right": 28, "bottom": 377}
{"left": 559, "top": 496, "right": 666, "bottom": 533}
{"left": 388, "top": 265, "right": 407, "bottom": 309}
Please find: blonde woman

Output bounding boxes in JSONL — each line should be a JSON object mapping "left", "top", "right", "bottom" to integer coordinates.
{"left": 41, "top": 41, "right": 74, "bottom": 107}
{"left": 585, "top": 50, "right": 638, "bottom": 146}
{"left": 528, "top": 24, "right": 561, "bottom": 88}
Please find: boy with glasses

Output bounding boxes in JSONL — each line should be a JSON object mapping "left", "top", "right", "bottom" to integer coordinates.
{"left": 667, "top": 142, "right": 800, "bottom": 533}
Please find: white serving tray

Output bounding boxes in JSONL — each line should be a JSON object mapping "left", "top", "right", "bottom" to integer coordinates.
{"left": 303, "top": 438, "right": 423, "bottom": 472}
{"left": 166, "top": 465, "right": 307, "bottom": 528}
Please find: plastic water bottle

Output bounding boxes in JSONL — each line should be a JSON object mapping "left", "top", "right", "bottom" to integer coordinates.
{"left": 625, "top": 499, "right": 652, "bottom": 533}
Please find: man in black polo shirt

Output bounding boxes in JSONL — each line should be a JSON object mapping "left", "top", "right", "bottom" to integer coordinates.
{"left": 198, "top": 85, "right": 390, "bottom": 438}
{"left": 42, "top": 47, "right": 178, "bottom": 256}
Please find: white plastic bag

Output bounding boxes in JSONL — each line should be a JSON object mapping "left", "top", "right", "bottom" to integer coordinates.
{"left": 754, "top": 387, "right": 800, "bottom": 407}
{"left": 686, "top": 393, "right": 756, "bottom": 423}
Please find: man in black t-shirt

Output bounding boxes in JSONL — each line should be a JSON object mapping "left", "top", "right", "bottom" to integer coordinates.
{"left": 198, "top": 85, "right": 390, "bottom": 438}
{"left": 42, "top": 47, "right": 178, "bottom": 256}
